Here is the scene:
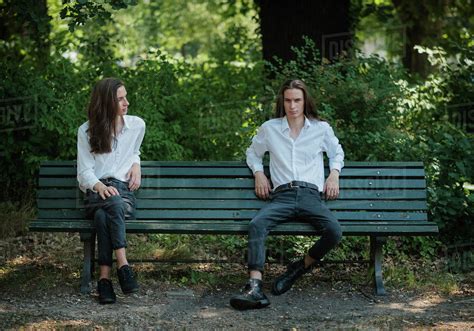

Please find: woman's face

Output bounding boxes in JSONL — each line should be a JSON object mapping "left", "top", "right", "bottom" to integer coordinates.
{"left": 116, "top": 85, "right": 129, "bottom": 117}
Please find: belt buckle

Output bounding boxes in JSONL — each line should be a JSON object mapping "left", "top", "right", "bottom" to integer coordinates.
{"left": 289, "top": 181, "right": 299, "bottom": 189}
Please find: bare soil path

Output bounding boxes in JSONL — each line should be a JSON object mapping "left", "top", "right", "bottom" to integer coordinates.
{"left": 1, "top": 234, "right": 472, "bottom": 330}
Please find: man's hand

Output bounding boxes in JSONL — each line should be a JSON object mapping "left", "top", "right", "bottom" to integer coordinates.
{"left": 323, "top": 169, "right": 340, "bottom": 200}
{"left": 94, "top": 182, "right": 120, "bottom": 200}
{"left": 254, "top": 171, "right": 271, "bottom": 200}
{"left": 127, "top": 163, "right": 141, "bottom": 191}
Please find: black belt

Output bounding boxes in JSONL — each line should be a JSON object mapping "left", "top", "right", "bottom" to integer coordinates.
{"left": 273, "top": 181, "right": 319, "bottom": 193}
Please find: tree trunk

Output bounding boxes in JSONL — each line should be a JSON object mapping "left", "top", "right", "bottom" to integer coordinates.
{"left": 257, "top": 0, "right": 352, "bottom": 64}
{"left": 392, "top": 0, "right": 448, "bottom": 77}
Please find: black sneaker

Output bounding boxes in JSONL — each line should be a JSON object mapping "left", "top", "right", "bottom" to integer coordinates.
{"left": 117, "top": 265, "right": 139, "bottom": 294}
{"left": 97, "top": 278, "right": 116, "bottom": 304}
{"left": 272, "top": 259, "right": 311, "bottom": 295}
{"left": 230, "top": 279, "right": 270, "bottom": 310}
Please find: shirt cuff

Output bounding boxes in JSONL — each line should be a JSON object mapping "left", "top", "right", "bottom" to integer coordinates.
{"left": 329, "top": 161, "right": 343, "bottom": 173}
{"left": 131, "top": 155, "right": 141, "bottom": 165}
{"left": 252, "top": 164, "right": 264, "bottom": 174}
{"left": 87, "top": 180, "right": 101, "bottom": 192}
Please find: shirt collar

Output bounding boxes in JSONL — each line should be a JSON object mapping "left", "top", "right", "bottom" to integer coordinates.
{"left": 281, "top": 116, "right": 312, "bottom": 132}
{"left": 122, "top": 115, "right": 130, "bottom": 132}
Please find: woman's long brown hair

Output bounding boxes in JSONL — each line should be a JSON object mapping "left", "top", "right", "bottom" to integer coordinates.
{"left": 87, "top": 78, "right": 123, "bottom": 154}
{"left": 274, "top": 79, "right": 320, "bottom": 120}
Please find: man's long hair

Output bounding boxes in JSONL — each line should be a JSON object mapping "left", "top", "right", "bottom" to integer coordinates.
{"left": 274, "top": 79, "right": 320, "bottom": 120}
{"left": 87, "top": 78, "right": 123, "bottom": 154}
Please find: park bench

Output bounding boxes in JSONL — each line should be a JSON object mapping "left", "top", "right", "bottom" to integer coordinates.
{"left": 29, "top": 160, "right": 438, "bottom": 295}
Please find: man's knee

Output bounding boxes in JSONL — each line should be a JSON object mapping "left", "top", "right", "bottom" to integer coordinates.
{"left": 248, "top": 218, "right": 267, "bottom": 238}
{"left": 326, "top": 220, "right": 342, "bottom": 245}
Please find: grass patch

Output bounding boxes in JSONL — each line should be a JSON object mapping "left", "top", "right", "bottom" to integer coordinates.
{"left": 1, "top": 230, "right": 471, "bottom": 295}
{"left": 127, "top": 234, "right": 248, "bottom": 262}
{"left": 0, "top": 233, "right": 83, "bottom": 293}
{"left": 383, "top": 256, "right": 467, "bottom": 295}
{"left": 0, "top": 201, "right": 35, "bottom": 239}
{"left": 143, "top": 263, "right": 247, "bottom": 288}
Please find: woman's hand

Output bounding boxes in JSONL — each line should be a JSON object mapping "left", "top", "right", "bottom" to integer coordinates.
{"left": 127, "top": 163, "right": 141, "bottom": 191}
{"left": 94, "top": 182, "right": 119, "bottom": 200}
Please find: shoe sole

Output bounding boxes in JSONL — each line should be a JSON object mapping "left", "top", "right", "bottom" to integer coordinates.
{"left": 230, "top": 298, "right": 270, "bottom": 310}
{"left": 99, "top": 298, "right": 116, "bottom": 304}
{"left": 122, "top": 287, "right": 139, "bottom": 294}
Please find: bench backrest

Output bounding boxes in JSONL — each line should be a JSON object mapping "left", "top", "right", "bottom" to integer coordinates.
{"left": 36, "top": 161, "right": 437, "bottom": 235}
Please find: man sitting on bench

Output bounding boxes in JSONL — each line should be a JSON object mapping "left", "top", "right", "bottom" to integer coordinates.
{"left": 230, "top": 79, "right": 344, "bottom": 310}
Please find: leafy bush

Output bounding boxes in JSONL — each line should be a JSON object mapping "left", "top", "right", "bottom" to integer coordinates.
{"left": 1, "top": 19, "right": 471, "bottom": 262}
{"left": 264, "top": 38, "right": 408, "bottom": 161}
{"left": 263, "top": 39, "right": 473, "bottom": 256}
{"left": 397, "top": 44, "right": 474, "bottom": 245}
{"left": 0, "top": 21, "right": 264, "bottom": 201}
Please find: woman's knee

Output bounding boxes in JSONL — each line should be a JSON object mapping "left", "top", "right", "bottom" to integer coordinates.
{"left": 104, "top": 195, "right": 125, "bottom": 214}
{"left": 94, "top": 209, "right": 107, "bottom": 228}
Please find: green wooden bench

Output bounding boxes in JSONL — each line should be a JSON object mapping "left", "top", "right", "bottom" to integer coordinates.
{"left": 29, "top": 161, "right": 438, "bottom": 295}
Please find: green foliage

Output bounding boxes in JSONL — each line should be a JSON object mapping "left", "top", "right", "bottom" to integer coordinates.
{"left": 0, "top": 0, "right": 52, "bottom": 65}
{"left": 120, "top": 51, "right": 191, "bottom": 160}
{"left": 0, "top": 51, "right": 95, "bottom": 200}
{"left": 264, "top": 236, "right": 370, "bottom": 263}
{"left": 354, "top": 0, "right": 474, "bottom": 76}
{"left": 60, "top": 0, "right": 138, "bottom": 32}
{"left": 1, "top": 0, "right": 472, "bottom": 262}
{"left": 0, "top": 0, "right": 263, "bottom": 200}
{"left": 265, "top": 38, "right": 407, "bottom": 161}
{"left": 0, "top": 202, "right": 34, "bottom": 239}
{"left": 397, "top": 43, "right": 474, "bottom": 244}
{"left": 265, "top": 38, "right": 473, "bottom": 249}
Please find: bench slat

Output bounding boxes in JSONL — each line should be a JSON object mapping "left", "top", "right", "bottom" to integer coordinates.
{"left": 38, "top": 177, "right": 427, "bottom": 189}
{"left": 38, "top": 188, "right": 427, "bottom": 200}
{"left": 29, "top": 219, "right": 439, "bottom": 235}
{"left": 37, "top": 199, "right": 428, "bottom": 211}
{"left": 37, "top": 209, "right": 428, "bottom": 221}
{"left": 40, "top": 167, "right": 425, "bottom": 177}
{"left": 40, "top": 160, "right": 425, "bottom": 167}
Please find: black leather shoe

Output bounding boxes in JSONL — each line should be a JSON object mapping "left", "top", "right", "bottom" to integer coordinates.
{"left": 230, "top": 279, "right": 270, "bottom": 310}
{"left": 272, "top": 259, "right": 311, "bottom": 295}
{"left": 117, "top": 265, "right": 139, "bottom": 294}
{"left": 98, "top": 278, "right": 116, "bottom": 304}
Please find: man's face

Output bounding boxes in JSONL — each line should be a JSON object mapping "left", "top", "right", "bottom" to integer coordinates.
{"left": 116, "top": 85, "right": 129, "bottom": 117}
{"left": 283, "top": 88, "right": 305, "bottom": 120}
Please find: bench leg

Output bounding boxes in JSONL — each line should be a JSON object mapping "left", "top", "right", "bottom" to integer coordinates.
{"left": 370, "top": 236, "right": 387, "bottom": 296}
{"left": 90, "top": 232, "right": 96, "bottom": 277}
{"left": 80, "top": 233, "right": 94, "bottom": 294}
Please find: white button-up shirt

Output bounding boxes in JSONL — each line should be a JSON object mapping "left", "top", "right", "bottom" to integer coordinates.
{"left": 77, "top": 115, "right": 146, "bottom": 193}
{"left": 246, "top": 116, "right": 344, "bottom": 192}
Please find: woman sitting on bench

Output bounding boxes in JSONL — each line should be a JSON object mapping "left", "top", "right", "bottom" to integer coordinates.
{"left": 77, "top": 77, "right": 146, "bottom": 304}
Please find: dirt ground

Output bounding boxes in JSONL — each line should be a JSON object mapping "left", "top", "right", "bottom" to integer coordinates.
{"left": 1, "top": 234, "right": 473, "bottom": 330}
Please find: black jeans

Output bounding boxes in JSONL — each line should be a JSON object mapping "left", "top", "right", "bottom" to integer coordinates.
{"left": 247, "top": 186, "right": 342, "bottom": 273}
{"left": 84, "top": 178, "right": 136, "bottom": 267}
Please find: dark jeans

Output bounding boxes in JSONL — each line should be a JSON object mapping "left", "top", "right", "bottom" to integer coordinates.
{"left": 248, "top": 186, "right": 342, "bottom": 273}
{"left": 84, "top": 178, "right": 136, "bottom": 267}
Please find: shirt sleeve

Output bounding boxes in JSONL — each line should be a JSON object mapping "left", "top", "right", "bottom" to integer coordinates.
{"left": 246, "top": 124, "right": 267, "bottom": 174}
{"left": 130, "top": 118, "right": 146, "bottom": 165}
{"left": 77, "top": 126, "right": 100, "bottom": 192}
{"left": 322, "top": 124, "right": 344, "bottom": 172}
